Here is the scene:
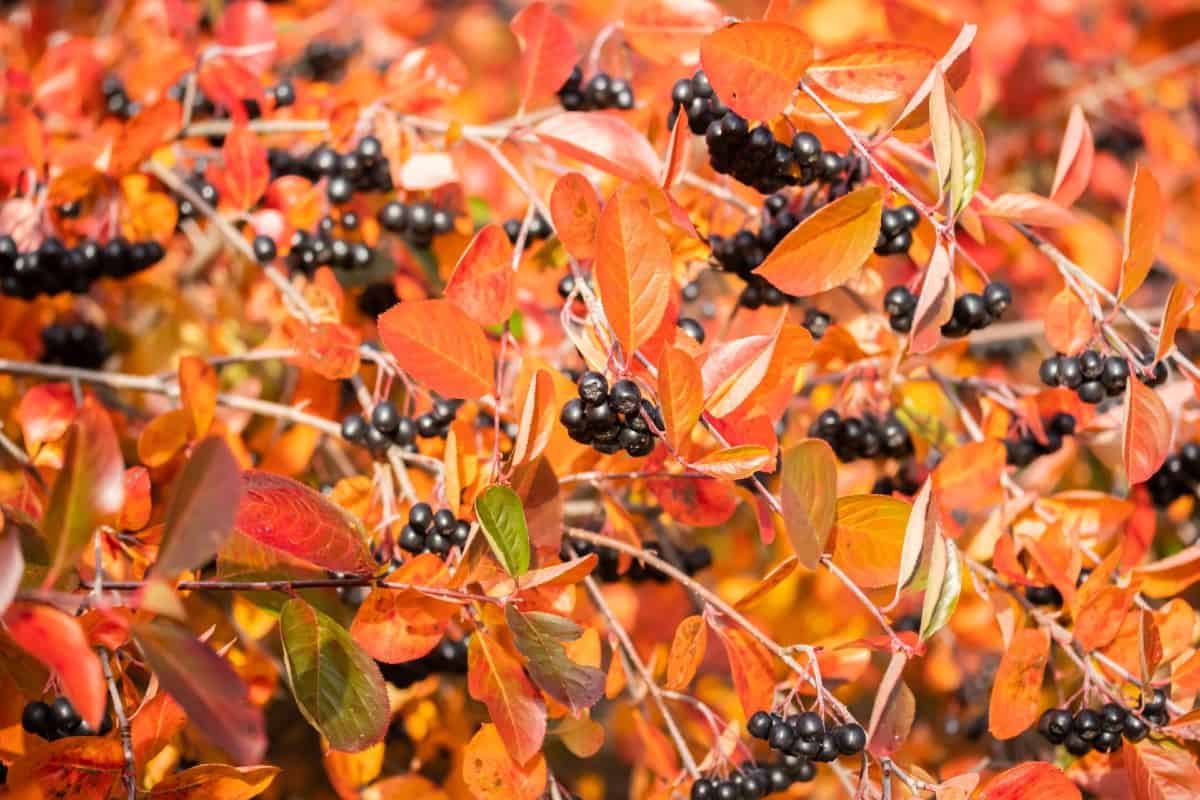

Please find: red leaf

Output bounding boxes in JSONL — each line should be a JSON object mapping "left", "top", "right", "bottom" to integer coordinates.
{"left": 468, "top": 630, "right": 546, "bottom": 764}
{"left": 987, "top": 628, "right": 1050, "bottom": 740}
{"left": 549, "top": 172, "right": 601, "bottom": 261}
{"left": 155, "top": 437, "right": 244, "bottom": 577}
{"left": 1124, "top": 741, "right": 1200, "bottom": 800}
{"left": 378, "top": 299, "right": 495, "bottom": 399}
{"left": 233, "top": 470, "right": 375, "bottom": 575}
{"left": 658, "top": 346, "right": 703, "bottom": 452}
{"left": 3, "top": 602, "right": 106, "bottom": 730}
{"left": 806, "top": 42, "right": 935, "bottom": 105}
{"left": 1043, "top": 287, "right": 1095, "bottom": 355}
{"left": 214, "top": 0, "right": 277, "bottom": 74}
{"left": 711, "top": 621, "right": 776, "bottom": 718}
{"left": 288, "top": 321, "right": 362, "bottom": 381}
{"left": 623, "top": 0, "right": 723, "bottom": 64}
{"left": 1050, "top": 104, "right": 1094, "bottom": 207}
{"left": 1124, "top": 379, "right": 1171, "bottom": 485}
{"left": 755, "top": 186, "right": 882, "bottom": 297}
{"left": 384, "top": 45, "right": 469, "bottom": 114}
{"left": 510, "top": 2, "right": 576, "bottom": 113}
{"left": 594, "top": 185, "right": 673, "bottom": 358}
{"left": 978, "top": 762, "right": 1081, "bottom": 800}
{"left": 699, "top": 21, "right": 813, "bottom": 121}
{"left": 16, "top": 382, "right": 78, "bottom": 462}
{"left": 444, "top": 224, "right": 515, "bottom": 327}
{"left": 197, "top": 55, "right": 266, "bottom": 123}
{"left": 533, "top": 113, "right": 661, "bottom": 184}
{"left": 215, "top": 124, "right": 269, "bottom": 211}
{"left": 1118, "top": 165, "right": 1164, "bottom": 303}
{"left": 4, "top": 738, "right": 124, "bottom": 797}
{"left": 984, "top": 192, "right": 1075, "bottom": 228}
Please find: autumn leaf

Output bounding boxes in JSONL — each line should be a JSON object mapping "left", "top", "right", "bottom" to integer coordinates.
{"left": 832, "top": 495, "right": 911, "bottom": 588}
{"left": 3, "top": 602, "right": 106, "bottom": 730}
{"left": 711, "top": 621, "right": 775, "bottom": 718}
{"left": 462, "top": 724, "right": 547, "bottom": 800}
{"left": 623, "top": 0, "right": 722, "bottom": 64}
{"left": 1118, "top": 165, "right": 1164, "bottom": 303}
{"left": 699, "top": 21, "right": 812, "bottom": 121}
{"left": 866, "top": 652, "right": 914, "bottom": 757}
{"left": 978, "top": 762, "right": 1081, "bottom": 800}
{"left": 218, "top": 124, "right": 270, "bottom": 211}
{"left": 155, "top": 437, "right": 243, "bottom": 577}
{"left": 806, "top": 42, "right": 935, "bottom": 105}
{"left": 533, "top": 113, "right": 661, "bottom": 183}
{"left": 665, "top": 615, "right": 707, "bottom": 691}
{"left": 1134, "top": 546, "right": 1200, "bottom": 598}
{"left": 178, "top": 355, "right": 217, "bottom": 438}
{"left": 378, "top": 299, "right": 495, "bottom": 400}
{"left": 145, "top": 764, "right": 279, "bottom": 799}
{"left": 658, "top": 346, "right": 703, "bottom": 452}
{"left": 3, "top": 737, "right": 124, "bottom": 798}
{"left": 510, "top": 2, "right": 576, "bottom": 113}
{"left": 468, "top": 630, "right": 547, "bottom": 764}
{"left": 1050, "top": 105, "right": 1094, "bottom": 208}
{"left": 987, "top": 627, "right": 1050, "bottom": 740}
{"left": 444, "top": 223, "right": 516, "bottom": 328}
{"left": 1124, "top": 742, "right": 1200, "bottom": 800}
{"left": 910, "top": 243, "right": 955, "bottom": 353}
{"left": 929, "top": 70, "right": 985, "bottom": 218}
{"left": 690, "top": 445, "right": 773, "bottom": 480}
{"left": 1156, "top": 282, "right": 1197, "bottom": 363}
{"left": 780, "top": 440, "right": 837, "bottom": 569}
{"left": 351, "top": 553, "right": 457, "bottom": 664}
{"left": 1043, "top": 286, "right": 1095, "bottom": 354}
{"left": 984, "top": 192, "right": 1074, "bottom": 227}
{"left": 511, "top": 369, "right": 556, "bottom": 466}
{"left": 1124, "top": 378, "right": 1171, "bottom": 485}
{"left": 755, "top": 186, "right": 882, "bottom": 297}
{"left": 549, "top": 172, "right": 601, "bottom": 261}
{"left": 505, "top": 606, "right": 605, "bottom": 714}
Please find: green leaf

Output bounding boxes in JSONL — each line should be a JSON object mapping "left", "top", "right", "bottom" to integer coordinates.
{"left": 155, "top": 437, "right": 243, "bottom": 577}
{"left": 279, "top": 598, "right": 389, "bottom": 753}
{"left": 475, "top": 485, "right": 531, "bottom": 577}
{"left": 505, "top": 606, "right": 605, "bottom": 714}
{"left": 919, "top": 537, "right": 961, "bottom": 641}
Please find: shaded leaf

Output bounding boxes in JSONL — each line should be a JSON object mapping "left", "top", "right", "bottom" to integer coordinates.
{"left": 155, "top": 437, "right": 243, "bottom": 577}
{"left": 351, "top": 554, "right": 457, "bottom": 664}
{"left": 0, "top": 519, "right": 23, "bottom": 616}
{"left": 510, "top": 2, "right": 576, "bottom": 113}
{"left": 699, "top": 21, "right": 812, "bottom": 121}
{"left": 280, "top": 598, "right": 389, "bottom": 753}
{"left": 444, "top": 224, "right": 516, "bottom": 328}
{"left": 533, "top": 113, "right": 660, "bottom": 184}
{"left": 1118, "top": 165, "right": 1165, "bottom": 303}
{"left": 3, "top": 737, "right": 124, "bottom": 797}
{"left": 131, "top": 690, "right": 188, "bottom": 764}
{"left": 379, "top": 299, "right": 495, "bottom": 400}
{"left": 665, "top": 615, "right": 707, "bottom": 691}
{"left": 505, "top": 607, "right": 605, "bottom": 714}
{"left": 919, "top": 537, "right": 961, "bottom": 640}
{"left": 711, "top": 621, "right": 775, "bottom": 718}
{"left": 468, "top": 630, "right": 547, "bottom": 763}
{"left": 146, "top": 764, "right": 279, "bottom": 799}
{"left": 755, "top": 186, "right": 882, "bottom": 297}
{"left": 475, "top": 484, "right": 531, "bottom": 578}
{"left": 3, "top": 602, "right": 106, "bottom": 730}
{"left": 866, "top": 651, "right": 914, "bottom": 757}
{"left": 1124, "top": 378, "right": 1171, "bottom": 484}
{"left": 1050, "top": 105, "right": 1094, "bottom": 207}
{"left": 987, "top": 627, "right": 1050, "bottom": 740}
{"left": 780, "top": 440, "right": 837, "bottom": 569}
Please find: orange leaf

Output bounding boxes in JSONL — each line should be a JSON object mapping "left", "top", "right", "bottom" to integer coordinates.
{"left": 755, "top": 186, "right": 882, "bottom": 297}
{"left": 109, "top": 100, "right": 181, "bottom": 177}
{"left": 984, "top": 192, "right": 1074, "bottom": 228}
{"left": 699, "top": 21, "right": 812, "bottom": 121}
{"left": 511, "top": 369, "right": 557, "bottom": 467}
{"left": 444, "top": 224, "right": 516, "bottom": 327}
{"left": 510, "top": 2, "right": 576, "bottom": 113}
{"left": 3, "top": 737, "right": 124, "bottom": 797}
{"left": 806, "top": 42, "right": 935, "bottom": 105}
{"left": 1118, "top": 165, "right": 1164, "bottom": 303}
{"left": 623, "top": 0, "right": 722, "bottom": 64}
{"left": 932, "top": 439, "right": 1005, "bottom": 512}
{"left": 658, "top": 346, "right": 703, "bottom": 452}
{"left": 131, "top": 691, "right": 188, "bottom": 764}
{"left": 780, "top": 440, "right": 837, "bottom": 570}
{"left": 1157, "top": 282, "right": 1197, "bottom": 363}
{"left": 145, "top": 764, "right": 279, "bottom": 799}
{"left": 1124, "top": 740, "right": 1200, "bottom": 800}
{"left": 117, "top": 466, "right": 152, "bottom": 531}
{"left": 217, "top": 124, "right": 269, "bottom": 212}
{"left": 910, "top": 243, "right": 955, "bottom": 354}
{"left": 533, "top": 113, "right": 661, "bottom": 184}
{"left": 137, "top": 409, "right": 192, "bottom": 468}
{"left": 1043, "top": 287, "right": 1095, "bottom": 355}
{"left": 665, "top": 615, "right": 707, "bottom": 691}
{"left": 289, "top": 321, "right": 362, "bottom": 381}
{"left": 987, "top": 627, "right": 1050, "bottom": 740}
{"left": 378, "top": 299, "right": 495, "bottom": 399}
{"left": 1134, "top": 546, "right": 1200, "bottom": 598}
{"left": 1074, "top": 583, "right": 1139, "bottom": 651}
{"left": 3, "top": 602, "right": 106, "bottom": 729}
{"left": 712, "top": 622, "right": 775, "bottom": 718}
{"left": 594, "top": 185, "right": 673, "bottom": 358}
{"left": 691, "top": 445, "right": 772, "bottom": 480}
{"left": 468, "top": 631, "right": 546, "bottom": 764}
{"left": 832, "top": 495, "right": 911, "bottom": 588}
{"left": 351, "top": 554, "right": 456, "bottom": 664}
{"left": 1124, "top": 378, "right": 1171, "bottom": 484}
{"left": 734, "top": 556, "right": 799, "bottom": 611}
{"left": 631, "top": 708, "right": 679, "bottom": 778}
{"left": 179, "top": 355, "right": 217, "bottom": 438}
{"left": 978, "top": 761, "right": 1081, "bottom": 800}
{"left": 1050, "top": 105, "right": 1094, "bottom": 208}
{"left": 660, "top": 110, "right": 692, "bottom": 189}
{"left": 549, "top": 172, "right": 601, "bottom": 261}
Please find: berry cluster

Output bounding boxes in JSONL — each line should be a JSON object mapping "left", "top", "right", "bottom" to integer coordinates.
{"left": 709, "top": 196, "right": 799, "bottom": 308}
{"left": 560, "top": 372, "right": 659, "bottom": 458}
{"left": 377, "top": 637, "right": 468, "bottom": 690}
{"left": 1036, "top": 693, "right": 1166, "bottom": 756}
{"left": 557, "top": 66, "right": 635, "bottom": 111}
{"left": 1146, "top": 442, "right": 1200, "bottom": 508}
{"left": 267, "top": 137, "right": 394, "bottom": 200}
{"left": 101, "top": 75, "right": 138, "bottom": 119}
{"left": 802, "top": 307, "right": 832, "bottom": 340}
{"left": 690, "top": 758, "right": 815, "bottom": 800}
{"left": 874, "top": 205, "right": 921, "bottom": 256}
{"left": 41, "top": 322, "right": 109, "bottom": 369}
{"left": 284, "top": 220, "right": 374, "bottom": 274}
{"left": 871, "top": 467, "right": 922, "bottom": 497}
{"left": 22, "top": 697, "right": 111, "bottom": 741}
{"left": 885, "top": 282, "right": 1012, "bottom": 337}
{"left": 808, "top": 409, "right": 913, "bottom": 463}
{"left": 341, "top": 399, "right": 459, "bottom": 453}
{"left": 1038, "top": 351, "right": 1165, "bottom": 405}
{"left": 399, "top": 502, "right": 471, "bottom": 556}
{"left": 502, "top": 213, "right": 552, "bottom": 245}
{"left": 1004, "top": 412, "right": 1077, "bottom": 467}
{"left": 561, "top": 537, "right": 712, "bottom": 582}
{"left": 0, "top": 235, "right": 164, "bottom": 300}
{"left": 378, "top": 199, "right": 457, "bottom": 250}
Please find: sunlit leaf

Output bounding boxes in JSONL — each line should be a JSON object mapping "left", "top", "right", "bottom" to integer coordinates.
{"left": 807, "top": 42, "right": 935, "bottom": 104}
{"left": 444, "top": 223, "right": 516, "bottom": 328}
{"left": 1124, "top": 378, "right": 1171, "bottom": 484}
{"left": 1118, "top": 165, "right": 1164, "bottom": 303}
{"left": 832, "top": 495, "right": 911, "bottom": 588}
{"left": 699, "top": 21, "right": 812, "bottom": 121}
{"left": 351, "top": 553, "right": 457, "bottom": 664}
{"left": 3, "top": 602, "right": 106, "bottom": 730}
{"left": 146, "top": 764, "right": 279, "bottom": 799}
{"left": 475, "top": 484, "right": 531, "bottom": 578}
{"left": 3, "top": 737, "right": 124, "bottom": 797}
{"left": 665, "top": 615, "right": 707, "bottom": 691}
{"left": 509, "top": 2, "right": 576, "bottom": 113}
{"left": 780, "top": 440, "right": 837, "bottom": 570}
{"left": 987, "top": 627, "right": 1049, "bottom": 740}
{"left": 533, "top": 113, "right": 661, "bottom": 183}
{"left": 549, "top": 172, "right": 601, "bottom": 261}
{"left": 918, "top": 537, "right": 960, "bottom": 640}
{"left": 462, "top": 723, "right": 546, "bottom": 800}
{"left": 1123, "top": 741, "right": 1200, "bottom": 800}
{"left": 691, "top": 445, "right": 773, "bottom": 480}
{"left": 978, "top": 762, "right": 1081, "bottom": 800}
{"left": 379, "top": 299, "right": 495, "bottom": 400}
{"left": 1050, "top": 105, "right": 1094, "bottom": 207}
{"left": 711, "top": 621, "right": 775, "bottom": 718}
{"left": 468, "top": 630, "right": 546, "bottom": 763}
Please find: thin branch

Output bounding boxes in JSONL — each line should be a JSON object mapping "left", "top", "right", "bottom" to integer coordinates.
{"left": 100, "top": 650, "right": 136, "bottom": 799}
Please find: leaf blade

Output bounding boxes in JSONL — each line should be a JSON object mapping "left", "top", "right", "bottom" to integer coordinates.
{"left": 475, "top": 485, "right": 531, "bottom": 577}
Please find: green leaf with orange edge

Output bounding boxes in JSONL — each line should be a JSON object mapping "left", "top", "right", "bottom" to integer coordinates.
{"left": 929, "top": 70, "right": 984, "bottom": 218}
{"left": 41, "top": 398, "right": 125, "bottom": 588}
{"left": 780, "top": 439, "right": 837, "bottom": 570}
{"left": 280, "top": 597, "right": 389, "bottom": 753}
{"left": 1124, "top": 378, "right": 1171, "bottom": 484}
{"left": 977, "top": 761, "right": 1081, "bottom": 800}
{"left": 690, "top": 445, "right": 773, "bottom": 480}
{"left": 919, "top": 536, "right": 960, "bottom": 641}
{"left": 1050, "top": 104, "right": 1094, "bottom": 207}
{"left": 755, "top": 186, "right": 882, "bottom": 297}
{"left": 658, "top": 345, "right": 703, "bottom": 452}
{"left": 3, "top": 601, "right": 106, "bottom": 730}
{"left": 145, "top": 764, "right": 279, "bottom": 799}
{"left": 444, "top": 223, "right": 516, "bottom": 328}
{"left": 1124, "top": 740, "right": 1200, "bottom": 800}
{"left": 378, "top": 298, "right": 495, "bottom": 400}
{"left": 509, "top": 2, "right": 576, "bottom": 114}
{"left": 1156, "top": 281, "right": 1197, "bottom": 363}
{"left": 3, "top": 736, "right": 125, "bottom": 798}
{"left": 806, "top": 42, "right": 935, "bottom": 105}
{"left": 475, "top": 484, "right": 531, "bottom": 578}
{"left": 987, "top": 627, "right": 1050, "bottom": 740}
{"left": 665, "top": 614, "right": 707, "bottom": 691}
{"left": 832, "top": 494, "right": 911, "bottom": 588}
{"left": 699, "top": 21, "right": 812, "bottom": 121}
{"left": 549, "top": 172, "right": 601, "bottom": 261}
{"left": 230, "top": 470, "right": 375, "bottom": 576}
{"left": 1118, "top": 165, "right": 1164, "bottom": 303}
{"left": 711, "top": 620, "right": 776, "bottom": 719}
{"left": 462, "top": 723, "right": 547, "bottom": 800}
{"left": 351, "top": 553, "right": 457, "bottom": 664}
{"left": 134, "top": 618, "right": 267, "bottom": 765}
{"left": 155, "top": 437, "right": 243, "bottom": 578}
{"left": 593, "top": 184, "right": 673, "bottom": 359}
{"left": 468, "top": 629, "right": 547, "bottom": 764}
{"left": 505, "top": 606, "right": 605, "bottom": 714}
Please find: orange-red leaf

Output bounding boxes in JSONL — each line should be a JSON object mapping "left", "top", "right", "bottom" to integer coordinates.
{"left": 712, "top": 622, "right": 775, "bottom": 718}
{"left": 351, "top": 554, "right": 456, "bottom": 664}
{"left": 756, "top": 186, "right": 882, "bottom": 297}
{"left": 658, "top": 346, "right": 703, "bottom": 452}
{"left": 510, "top": 3, "right": 576, "bottom": 113}
{"left": 218, "top": 124, "right": 269, "bottom": 212}
{"left": 594, "top": 185, "right": 673, "bottom": 358}
{"left": 1043, "top": 286, "right": 1095, "bottom": 355}
{"left": 378, "top": 299, "right": 495, "bottom": 399}
{"left": 910, "top": 243, "right": 955, "bottom": 354}
{"left": 691, "top": 445, "right": 772, "bottom": 480}
{"left": 984, "top": 192, "right": 1074, "bottom": 228}
{"left": 444, "top": 224, "right": 516, "bottom": 327}
{"left": 3, "top": 602, "right": 106, "bottom": 730}
{"left": 832, "top": 495, "right": 911, "bottom": 588}
{"left": 1124, "top": 740, "right": 1200, "bottom": 800}
{"left": 1134, "top": 546, "right": 1200, "bottom": 599}
{"left": 1157, "top": 282, "right": 1197, "bottom": 363}
{"left": 549, "top": 172, "right": 601, "bottom": 261}
{"left": 179, "top": 356, "right": 217, "bottom": 438}
{"left": 661, "top": 110, "right": 692, "bottom": 189}
{"left": 511, "top": 369, "right": 557, "bottom": 467}
{"left": 665, "top": 615, "right": 707, "bottom": 691}
{"left": 468, "top": 630, "right": 546, "bottom": 764}
{"left": 1118, "top": 165, "right": 1164, "bottom": 303}
{"left": 3, "top": 737, "right": 124, "bottom": 798}
{"left": 1050, "top": 105, "right": 1094, "bottom": 208}
{"left": 978, "top": 762, "right": 1081, "bottom": 800}
{"left": 700, "top": 21, "right": 812, "bottom": 121}
{"left": 533, "top": 113, "right": 661, "bottom": 184}
{"left": 806, "top": 42, "right": 935, "bottom": 105}
{"left": 987, "top": 627, "right": 1050, "bottom": 740}
{"left": 623, "top": 0, "right": 722, "bottom": 64}
{"left": 1124, "top": 378, "right": 1171, "bottom": 485}
{"left": 145, "top": 764, "right": 279, "bottom": 799}
{"left": 462, "top": 724, "right": 547, "bottom": 800}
